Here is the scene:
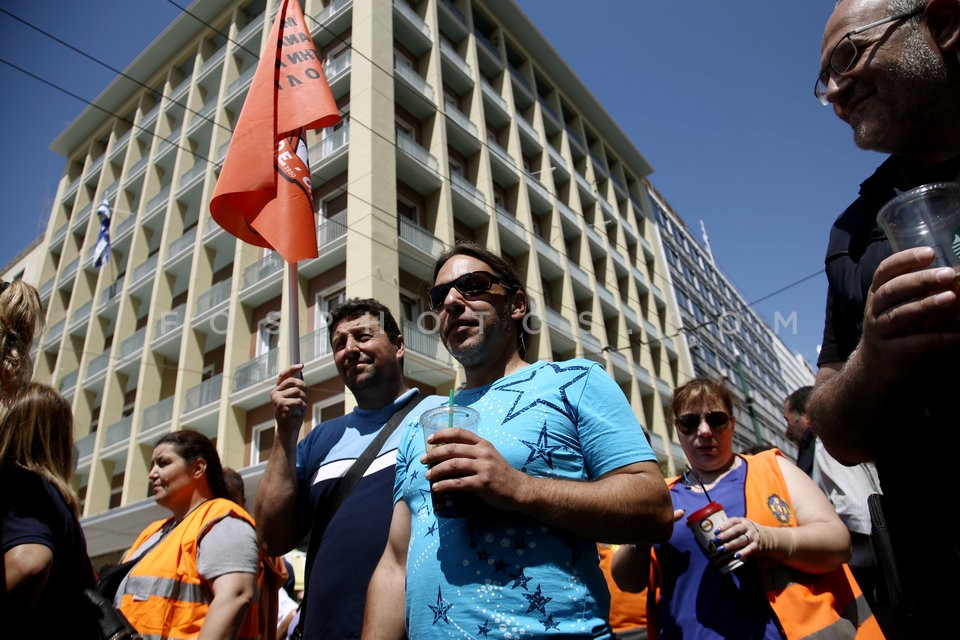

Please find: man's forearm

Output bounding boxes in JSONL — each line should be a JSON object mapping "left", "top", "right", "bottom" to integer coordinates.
{"left": 511, "top": 463, "right": 673, "bottom": 544}
{"left": 254, "top": 427, "right": 302, "bottom": 554}
{"left": 809, "top": 353, "right": 886, "bottom": 465}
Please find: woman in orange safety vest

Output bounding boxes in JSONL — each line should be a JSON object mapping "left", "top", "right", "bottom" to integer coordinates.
{"left": 612, "top": 378, "right": 882, "bottom": 639}
{"left": 116, "top": 429, "right": 261, "bottom": 639}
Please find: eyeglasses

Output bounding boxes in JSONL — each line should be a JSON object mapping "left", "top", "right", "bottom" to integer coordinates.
{"left": 428, "top": 271, "right": 514, "bottom": 311}
{"left": 814, "top": 6, "right": 924, "bottom": 105}
{"left": 0, "top": 281, "right": 8, "bottom": 296}
{"left": 675, "top": 411, "right": 730, "bottom": 435}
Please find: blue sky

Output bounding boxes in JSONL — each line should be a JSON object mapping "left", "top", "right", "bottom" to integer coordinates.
{"left": 0, "top": 1, "right": 887, "bottom": 367}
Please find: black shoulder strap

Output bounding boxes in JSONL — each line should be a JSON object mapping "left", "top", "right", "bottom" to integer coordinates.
{"left": 296, "top": 389, "right": 423, "bottom": 635}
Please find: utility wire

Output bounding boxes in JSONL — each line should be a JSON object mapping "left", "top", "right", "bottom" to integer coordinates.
{"left": 5, "top": 7, "right": 819, "bottom": 383}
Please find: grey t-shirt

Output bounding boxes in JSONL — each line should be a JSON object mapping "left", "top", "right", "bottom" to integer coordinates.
{"left": 114, "top": 516, "right": 258, "bottom": 606}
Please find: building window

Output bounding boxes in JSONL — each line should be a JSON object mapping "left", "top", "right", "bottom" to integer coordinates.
{"left": 251, "top": 421, "right": 275, "bottom": 465}
{"left": 312, "top": 394, "right": 346, "bottom": 429}
{"left": 257, "top": 313, "right": 281, "bottom": 356}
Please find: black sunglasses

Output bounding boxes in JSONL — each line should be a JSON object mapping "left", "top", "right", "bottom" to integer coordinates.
{"left": 428, "top": 271, "right": 513, "bottom": 311}
{"left": 675, "top": 411, "right": 730, "bottom": 435}
{"left": 0, "top": 281, "right": 8, "bottom": 296}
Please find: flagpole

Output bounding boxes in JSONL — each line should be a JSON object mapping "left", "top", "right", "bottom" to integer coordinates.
{"left": 288, "top": 261, "right": 304, "bottom": 420}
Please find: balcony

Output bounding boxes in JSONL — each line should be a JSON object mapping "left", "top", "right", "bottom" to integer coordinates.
{"left": 487, "top": 139, "right": 514, "bottom": 169}
{"left": 524, "top": 174, "right": 552, "bottom": 208}
{"left": 439, "top": 40, "right": 470, "bottom": 77}
{"left": 233, "top": 348, "right": 278, "bottom": 394}
{"left": 324, "top": 50, "right": 352, "bottom": 84}
{"left": 139, "top": 396, "right": 175, "bottom": 444}
{"left": 445, "top": 104, "right": 477, "bottom": 138}
{"left": 116, "top": 327, "right": 146, "bottom": 367}
{"left": 44, "top": 318, "right": 65, "bottom": 348}
{"left": 183, "top": 374, "right": 222, "bottom": 415}
{"left": 68, "top": 300, "right": 92, "bottom": 334}
{"left": 317, "top": 211, "right": 348, "bottom": 247}
{"left": 225, "top": 65, "right": 256, "bottom": 105}
{"left": 100, "top": 277, "right": 124, "bottom": 310}
{"left": 84, "top": 352, "right": 110, "bottom": 384}
{"left": 314, "top": 0, "right": 352, "bottom": 45}
{"left": 544, "top": 306, "right": 572, "bottom": 336}
{"left": 177, "top": 163, "right": 206, "bottom": 193}
{"left": 195, "top": 279, "right": 232, "bottom": 319}
{"left": 300, "top": 327, "right": 332, "bottom": 364}
{"left": 129, "top": 254, "right": 158, "bottom": 290}
{"left": 58, "top": 368, "right": 79, "bottom": 396}
{"left": 480, "top": 80, "right": 509, "bottom": 120}
{"left": 143, "top": 187, "right": 171, "bottom": 225}
{"left": 153, "top": 303, "right": 186, "bottom": 357}
{"left": 495, "top": 206, "right": 529, "bottom": 256}
{"left": 396, "top": 132, "right": 441, "bottom": 190}
{"left": 394, "top": 62, "right": 434, "bottom": 103}
{"left": 113, "top": 211, "right": 137, "bottom": 242}
{"left": 394, "top": 0, "right": 429, "bottom": 38}
{"left": 60, "top": 257, "right": 79, "bottom": 287}
{"left": 164, "top": 228, "right": 197, "bottom": 270}
{"left": 155, "top": 128, "right": 182, "bottom": 161}
{"left": 39, "top": 278, "right": 54, "bottom": 302}
{"left": 75, "top": 433, "right": 96, "bottom": 469}
{"left": 308, "top": 121, "right": 349, "bottom": 167}
{"left": 534, "top": 237, "right": 563, "bottom": 273}
{"left": 241, "top": 252, "right": 283, "bottom": 291}
{"left": 398, "top": 217, "right": 444, "bottom": 258}
{"left": 401, "top": 319, "right": 454, "bottom": 384}
{"left": 450, "top": 173, "right": 486, "bottom": 212}
{"left": 50, "top": 222, "right": 68, "bottom": 248}
{"left": 198, "top": 47, "right": 226, "bottom": 81}
{"left": 98, "top": 416, "right": 133, "bottom": 459}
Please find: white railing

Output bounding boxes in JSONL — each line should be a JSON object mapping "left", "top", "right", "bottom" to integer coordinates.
{"left": 233, "top": 349, "right": 278, "bottom": 392}
{"left": 241, "top": 252, "right": 283, "bottom": 289}
{"left": 300, "top": 328, "right": 332, "bottom": 362}
{"left": 396, "top": 132, "right": 439, "bottom": 173}
{"left": 183, "top": 375, "right": 222, "bottom": 413}
{"left": 394, "top": 63, "right": 434, "bottom": 101}
{"left": 195, "top": 279, "right": 232, "bottom": 316}
{"left": 451, "top": 173, "right": 486, "bottom": 210}
{"left": 154, "top": 304, "right": 186, "bottom": 340}
{"left": 397, "top": 217, "right": 444, "bottom": 256}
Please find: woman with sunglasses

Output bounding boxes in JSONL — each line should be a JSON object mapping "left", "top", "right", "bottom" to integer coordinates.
{"left": 612, "top": 378, "right": 883, "bottom": 639}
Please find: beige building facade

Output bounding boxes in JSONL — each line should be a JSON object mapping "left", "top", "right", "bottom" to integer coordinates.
{"left": 31, "top": 0, "right": 687, "bottom": 561}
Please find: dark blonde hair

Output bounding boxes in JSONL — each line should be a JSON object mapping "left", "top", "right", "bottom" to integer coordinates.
{"left": 670, "top": 378, "right": 739, "bottom": 419}
{"left": 0, "top": 280, "right": 44, "bottom": 405}
{"left": 0, "top": 382, "right": 79, "bottom": 516}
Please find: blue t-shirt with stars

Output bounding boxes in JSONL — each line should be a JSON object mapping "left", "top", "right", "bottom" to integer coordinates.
{"left": 394, "top": 359, "right": 657, "bottom": 639}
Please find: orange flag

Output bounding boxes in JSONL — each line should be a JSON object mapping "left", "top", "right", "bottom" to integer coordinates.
{"left": 210, "top": 0, "right": 340, "bottom": 263}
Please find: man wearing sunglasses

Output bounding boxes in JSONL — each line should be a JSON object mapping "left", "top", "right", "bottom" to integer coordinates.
{"left": 809, "top": 0, "right": 960, "bottom": 633}
{"left": 363, "top": 243, "right": 673, "bottom": 639}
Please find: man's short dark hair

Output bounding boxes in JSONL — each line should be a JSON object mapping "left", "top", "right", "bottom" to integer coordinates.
{"left": 786, "top": 386, "right": 814, "bottom": 414}
{"left": 432, "top": 241, "right": 528, "bottom": 357}
{"left": 328, "top": 297, "right": 402, "bottom": 346}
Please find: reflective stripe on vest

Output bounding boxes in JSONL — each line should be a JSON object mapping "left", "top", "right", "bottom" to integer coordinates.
{"left": 119, "top": 499, "right": 261, "bottom": 639}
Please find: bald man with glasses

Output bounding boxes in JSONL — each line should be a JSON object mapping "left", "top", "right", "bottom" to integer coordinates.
{"left": 808, "top": 0, "right": 960, "bottom": 634}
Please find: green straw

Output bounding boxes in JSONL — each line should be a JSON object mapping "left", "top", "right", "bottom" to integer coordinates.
{"left": 448, "top": 389, "right": 455, "bottom": 428}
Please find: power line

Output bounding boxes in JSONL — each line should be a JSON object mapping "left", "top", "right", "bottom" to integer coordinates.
{"left": 6, "top": 5, "right": 821, "bottom": 384}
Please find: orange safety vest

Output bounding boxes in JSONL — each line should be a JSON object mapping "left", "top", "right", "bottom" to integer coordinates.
{"left": 598, "top": 542, "right": 648, "bottom": 633}
{"left": 119, "top": 499, "right": 261, "bottom": 640}
{"left": 650, "top": 450, "right": 883, "bottom": 640}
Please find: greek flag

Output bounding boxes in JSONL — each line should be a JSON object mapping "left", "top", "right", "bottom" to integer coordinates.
{"left": 92, "top": 198, "right": 111, "bottom": 268}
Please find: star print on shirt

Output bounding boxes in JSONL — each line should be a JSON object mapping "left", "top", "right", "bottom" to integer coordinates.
{"left": 493, "top": 362, "right": 590, "bottom": 424}
{"left": 520, "top": 422, "right": 562, "bottom": 470}
{"left": 510, "top": 569, "right": 532, "bottom": 590}
{"left": 540, "top": 613, "right": 560, "bottom": 631}
{"left": 477, "top": 620, "right": 491, "bottom": 637}
{"left": 424, "top": 522, "right": 438, "bottom": 537}
{"left": 524, "top": 583, "right": 552, "bottom": 615}
{"left": 428, "top": 586, "right": 453, "bottom": 625}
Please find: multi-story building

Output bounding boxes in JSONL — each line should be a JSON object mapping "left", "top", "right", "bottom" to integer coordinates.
{"left": 647, "top": 185, "right": 815, "bottom": 457}
{"left": 30, "top": 0, "right": 701, "bottom": 563}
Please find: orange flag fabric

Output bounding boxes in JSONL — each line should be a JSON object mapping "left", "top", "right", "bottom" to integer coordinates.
{"left": 210, "top": 0, "right": 340, "bottom": 263}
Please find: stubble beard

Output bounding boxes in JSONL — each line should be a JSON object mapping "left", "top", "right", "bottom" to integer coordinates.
{"left": 854, "top": 28, "right": 947, "bottom": 153}
{"left": 444, "top": 304, "right": 515, "bottom": 369}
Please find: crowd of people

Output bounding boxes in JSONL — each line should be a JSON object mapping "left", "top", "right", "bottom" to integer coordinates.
{"left": 4, "top": 0, "right": 959, "bottom": 637}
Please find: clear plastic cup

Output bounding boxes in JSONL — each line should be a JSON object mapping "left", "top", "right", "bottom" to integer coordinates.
{"left": 420, "top": 405, "right": 482, "bottom": 518}
{"left": 877, "top": 182, "right": 960, "bottom": 268}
